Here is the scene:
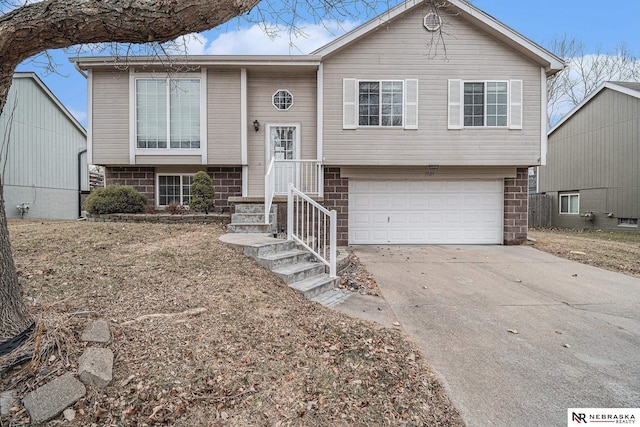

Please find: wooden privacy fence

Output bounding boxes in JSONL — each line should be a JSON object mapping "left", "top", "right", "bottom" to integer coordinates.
{"left": 528, "top": 194, "right": 552, "bottom": 228}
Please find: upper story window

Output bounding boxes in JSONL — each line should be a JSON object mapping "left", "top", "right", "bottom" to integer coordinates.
{"left": 559, "top": 193, "right": 579, "bottom": 214}
{"left": 273, "top": 90, "right": 293, "bottom": 110}
{"left": 342, "top": 79, "right": 418, "bottom": 130}
{"left": 136, "top": 78, "right": 200, "bottom": 149}
{"left": 359, "top": 81, "right": 404, "bottom": 127}
{"left": 448, "top": 79, "right": 522, "bottom": 130}
{"left": 464, "top": 82, "right": 508, "bottom": 127}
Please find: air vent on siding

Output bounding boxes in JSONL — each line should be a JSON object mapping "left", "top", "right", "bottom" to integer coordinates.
{"left": 423, "top": 12, "right": 441, "bottom": 31}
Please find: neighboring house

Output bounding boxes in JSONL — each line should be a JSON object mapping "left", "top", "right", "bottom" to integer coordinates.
{"left": 539, "top": 82, "right": 640, "bottom": 231}
{"left": 73, "top": 0, "right": 563, "bottom": 245}
{"left": 1, "top": 72, "right": 89, "bottom": 220}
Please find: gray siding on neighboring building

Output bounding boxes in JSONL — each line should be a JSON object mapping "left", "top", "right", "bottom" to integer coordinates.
{"left": 321, "top": 5, "right": 543, "bottom": 167}
{"left": 2, "top": 73, "right": 87, "bottom": 219}
{"left": 539, "top": 87, "right": 640, "bottom": 230}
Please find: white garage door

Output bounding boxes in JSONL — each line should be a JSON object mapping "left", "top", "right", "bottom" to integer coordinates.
{"left": 349, "top": 180, "right": 503, "bottom": 244}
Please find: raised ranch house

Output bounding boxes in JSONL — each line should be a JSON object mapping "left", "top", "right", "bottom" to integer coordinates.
{"left": 538, "top": 82, "right": 640, "bottom": 231}
{"left": 2, "top": 72, "right": 88, "bottom": 220}
{"left": 73, "top": 0, "right": 563, "bottom": 245}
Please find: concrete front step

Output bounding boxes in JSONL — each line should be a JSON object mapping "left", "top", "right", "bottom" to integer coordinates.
{"left": 243, "top": 239, "right": 295, "bottom": 258}
{"left": 255, "top": 249, "right": 312, "bottom": 270}
{"left": 227, "top": 223, "right": 272, "bottom": 234}
{"left": 290, "top": 274, "right": 339, "bottom": 299}
{"left": 272, "top": 261, "right": 324, "bottom": 285}
{"left": 231, "top": 212, "right": 276, "bottom": 224}
{"left": 235, "top": 204, "right": 277, "bottom": 214}
{"left": 311, "top": 289, "right": 352, "bottom": 308}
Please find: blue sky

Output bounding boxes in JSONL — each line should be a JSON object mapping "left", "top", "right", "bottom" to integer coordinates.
{"left": 14, "top": 0, "right": 640, "bottom": 127}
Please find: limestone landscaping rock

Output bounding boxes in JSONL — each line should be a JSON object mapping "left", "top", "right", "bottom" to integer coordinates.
{"left": 80, "top": 318, "right": 111, "bottom": 343}
{"left": 78, "top": 347, "right": 114, "bottom": 388}
{"left": 22, "top": 373, "right": 86, "bottom": 424}
{"left": 0, "top": 389, "right": 17, "bottom": 416}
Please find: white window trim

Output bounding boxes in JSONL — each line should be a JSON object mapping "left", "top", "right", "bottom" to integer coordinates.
{"left": 272, "top": 89, "right": 293, "bottom": 111}
{"left": 559, "top": 193, "right": 580, "bottom": 215}
{"left": 129, "top": 71, "right": 207, "bottom": 162}
{"left": 617, "top": 218, "right": 638, "bottom": 228}
{"left": 462, "top": 80, "right": 509, "bottom": 128}
{"left": 357, "top": 79, "right": 406, "bottom": 128}
{"left": 448, "top": 79, "right": 524, "bottom": 130}
{"left": 155, "top": 173, "right": 196, "bottom": 207}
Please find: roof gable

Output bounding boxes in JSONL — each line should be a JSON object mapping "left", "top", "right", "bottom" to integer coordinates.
{"left": 548, "top": 82, "right": 640, "bottom": 136}
{"left": 12, "top": 72, "right": 87, "bottom": 136}
{"left": 312, "top": 0, "right": 563, "bottom": 75}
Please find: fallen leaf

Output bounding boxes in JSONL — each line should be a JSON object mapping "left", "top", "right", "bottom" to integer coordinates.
{"left": 507, "top": 329, "right": 519, "bottom": 334}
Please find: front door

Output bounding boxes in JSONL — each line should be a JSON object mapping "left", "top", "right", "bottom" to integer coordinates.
{"left": 267, "top": 125, "right": 299, "bottom": 194}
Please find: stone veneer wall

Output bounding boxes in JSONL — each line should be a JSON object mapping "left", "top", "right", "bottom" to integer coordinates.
{"left": 105, "top": 167, "right": 155, "bottom": 205}
{"left": 208, "top": 167, "right": 242, "bottom": 214}
{"left": 322, "top": 167, "right": 349, "bottom": 246}
{"left": 503, "top": 167, "right": 529, "bottom": 245}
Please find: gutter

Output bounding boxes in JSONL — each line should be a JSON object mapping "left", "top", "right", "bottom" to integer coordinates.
{"left": 78, "top": 149, "right": 87, "bottom": 218}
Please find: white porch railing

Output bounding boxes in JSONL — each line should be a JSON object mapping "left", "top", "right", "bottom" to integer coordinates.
{"left": 273, "top": 160, "right": 321, "bottom": 195}
{"left": 288, "top": 183, "right": 337, "bottom": 278}
{"left": 264, "top": 157, "right": 276, "bottom": 224}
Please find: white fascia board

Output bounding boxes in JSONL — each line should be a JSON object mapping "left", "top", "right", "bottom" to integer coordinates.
{"left": 548, "top": 82, "right": 640, "bottom": 136}
{"left": 72, "top": 56, "right": 322, "bottom": 70}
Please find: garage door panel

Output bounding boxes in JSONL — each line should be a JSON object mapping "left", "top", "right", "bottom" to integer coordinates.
{"left": 349, "top": 179, "right": 503, "bottom": 244}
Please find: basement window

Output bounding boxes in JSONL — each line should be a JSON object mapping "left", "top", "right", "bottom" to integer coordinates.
{"left": 559, "top": 193, "right": 579, "bottom": 214}
{"left": 618, "top": 218, "right": 638, "bottom": 228}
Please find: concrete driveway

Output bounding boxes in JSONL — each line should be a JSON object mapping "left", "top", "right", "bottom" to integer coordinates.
{"left": 336, "top": 245, "right": 640, "bottom": 427}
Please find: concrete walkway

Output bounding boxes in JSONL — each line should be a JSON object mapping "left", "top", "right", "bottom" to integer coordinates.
{"left": 335, "top": 245, "right": 640, "bottom": 427}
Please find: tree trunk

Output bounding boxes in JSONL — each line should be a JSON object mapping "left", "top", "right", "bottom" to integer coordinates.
{"left": 0, "top": 183, "right": 32, "bottom": 342}
{"left": 0, "top": 0, "right": 262, "bottom": 340}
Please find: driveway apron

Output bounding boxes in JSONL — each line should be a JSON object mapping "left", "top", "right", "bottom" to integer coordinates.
{"left": 347, "top": 245, "right": 640, "bottom": 427}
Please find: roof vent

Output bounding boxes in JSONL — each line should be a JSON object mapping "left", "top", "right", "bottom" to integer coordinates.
{"left": 423, "top": 12, "right": 441, "bottom": 32}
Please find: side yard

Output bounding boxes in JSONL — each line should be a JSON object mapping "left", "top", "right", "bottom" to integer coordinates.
{"left": 528, "top": 229, "right": 640, "bottom": 279}
{"left": 1, "top": 220, "right": 463, "bottom": 426}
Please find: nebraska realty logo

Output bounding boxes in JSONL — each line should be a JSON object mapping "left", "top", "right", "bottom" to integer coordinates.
{"left": 568, "top": 408, "right": 639, "bottom": 425}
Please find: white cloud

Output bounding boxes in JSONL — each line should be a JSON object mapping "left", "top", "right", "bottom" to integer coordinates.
{"left": 69, "top": 108, "right": 87, "bottom": 125}
{"left": 183, "top": 21, "right": 359, "bottom": 56}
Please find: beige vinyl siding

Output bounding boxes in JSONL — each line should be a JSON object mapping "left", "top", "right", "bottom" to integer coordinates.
{"left": 208, "top": 69, "right": 242, "bottom": 164}
{"left": 322, "top": 6, "right": 542, "bottom": 166}
{"left": 246, "top": 71, "right": 317, "bottom": 197}
{"left": 91, "top": 69, "right": 130, "bottom": 164}
{"left": 135, "top": 155, "right": 203, "bottom": 165}
{"left": 540, "top": 89, "right": 640, "bottom": 227}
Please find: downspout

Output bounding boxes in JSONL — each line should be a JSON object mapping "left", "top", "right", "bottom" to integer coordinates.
{"left": 78, "top": 149, "right": 87, "bottom": 218}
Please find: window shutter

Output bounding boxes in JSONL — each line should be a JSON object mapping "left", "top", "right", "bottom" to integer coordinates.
{"left": 509, "top": 79, "right": 523, "bottom": 129}
{"left": 448, "top": 79, "right": 462, "bottom": 129}
{"left": 343, "top": 78, "right": 357, "bottom": 129}
{"left": 404, "top": 79, "right": 418, "bottom": 129}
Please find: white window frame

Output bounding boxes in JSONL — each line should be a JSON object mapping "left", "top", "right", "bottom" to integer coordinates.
{"left": 357, "top": 80, "right": 405, "bottom": 128}
{"left": 463, "top": 80, "right": 509, "bottom": 128}
{"left": 272, "top": 89, "right": 293, "bottom": 111}
{"left": 130, "top": 71, "right": 207, "bottom": 162}
{"left": 618, "top": 218, "right": 638, "bottom": 228}
{"left": 448, "top": 79, "right": 522, "bottom": 130}
{"left": 156, "top": 173, "right": 195, "bottom": 207}
{"left": 559, "top": 193, "right": 580, "bottom": 215}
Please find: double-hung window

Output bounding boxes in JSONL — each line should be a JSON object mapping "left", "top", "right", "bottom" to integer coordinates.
{"left": 358, "top": 81, "right": 404, "bottom": 127}
{"left": 136, "top": 78, "right": 201, "bottom": 149}
{"left": 559, "top": 193, "right": 579, "bottom": 214}
{"left": 342, "top": 79, "right": 418, "bottom": 129}
{"left": 157, "top": 174, "right": 194, "bottom": 206}
{"left": 448, "top": 79, "right": 522, "bottom": 129}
